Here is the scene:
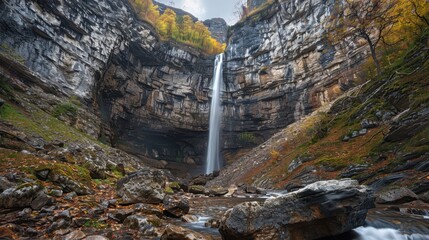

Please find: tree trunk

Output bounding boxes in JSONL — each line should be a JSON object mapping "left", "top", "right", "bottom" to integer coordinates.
{"left": 363, "top": 33, "right": 381, "bottom": 76}
{"left": 369, "top": 44, "right": 381, "bottom": 76}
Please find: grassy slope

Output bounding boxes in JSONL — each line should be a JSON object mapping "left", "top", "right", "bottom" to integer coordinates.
{"left": 232, "top": 33, "right": 429, "bottom": 189}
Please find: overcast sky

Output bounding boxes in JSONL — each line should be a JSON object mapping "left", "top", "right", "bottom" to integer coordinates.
{"left": 155, "top": 0, "right": 242, "bottom": 25}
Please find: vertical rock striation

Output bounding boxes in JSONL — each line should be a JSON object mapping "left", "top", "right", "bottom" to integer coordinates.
{"left": 221, "top": 0, "right": 368, "bottom": 150}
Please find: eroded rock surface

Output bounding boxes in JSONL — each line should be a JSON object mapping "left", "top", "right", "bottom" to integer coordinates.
{"left": 219, "top": 179, "right": 375, "bottom": 240}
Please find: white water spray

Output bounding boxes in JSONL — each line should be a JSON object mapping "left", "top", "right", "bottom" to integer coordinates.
{"left": 206, "top": 54, "right": 224, "bottom": 174}
{"left": 355, "top": 227, "right": 429, "bottom": 240}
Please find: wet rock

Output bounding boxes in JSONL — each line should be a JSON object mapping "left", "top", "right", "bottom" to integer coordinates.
{"left": 117, "top": 168, "right": 168, "bottom": 204}
{"left": 163, "top": 195, "right": 190, "bottom": 218}
{"left": 219, "top": 179, "right": 375, "bottom": 240}
{"left": 181, "top": 214, "right": 198, "bottom": 223}
{"left": 205, "top": 219, "right": 220, "bottom": 228}
{"left": 123, "top": 215, "right": 155, "bottom": 236}
{"left": 0, "top": 183, "right": 50, "bottom": 210}
{"left": 108, "top": 209, "right": 135, "bottom": 223}
{"left": 161, "top": 224, "right": 211, "bottom": 240}
{"left": 376, "top": 187, "right": 419, "bottom": 204}
{"left": 245, "top": 186, "right": 258, "bottom": 194}
{"left": 189, "top": 185, "right": 206, "bottom": 195}
{"left": 64, "top": 230, "right": 86, "bottom": 240}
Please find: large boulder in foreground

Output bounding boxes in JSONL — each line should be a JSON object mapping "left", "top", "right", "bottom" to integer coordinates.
{"left": 117, "top": 168, "right": 168, "bottom": 204}
{"left": 219, "top": 179, "right": 375, "bottom": 240}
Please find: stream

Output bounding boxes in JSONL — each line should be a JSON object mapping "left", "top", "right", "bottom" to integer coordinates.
{"left": 171, "top": 196, "right": 429, "bottom": 240}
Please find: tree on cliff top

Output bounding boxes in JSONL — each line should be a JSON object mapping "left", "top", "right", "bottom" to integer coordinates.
{"left": 328, "top": 0, "right": 399, "bottom": 76}
{"left": 130, "top": 0, "right": 225, "bottom": 55}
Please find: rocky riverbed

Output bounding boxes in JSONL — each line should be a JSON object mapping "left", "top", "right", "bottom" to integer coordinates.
{"left": 1, "top": 169, "right": 429, "bottom": 240}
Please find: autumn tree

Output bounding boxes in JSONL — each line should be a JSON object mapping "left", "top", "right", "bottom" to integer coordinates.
{"left": 328, "top": 0, "right": 400, "bottom": 75}
{"left": 130, "top": 0, "right": 225, "bottom": 55}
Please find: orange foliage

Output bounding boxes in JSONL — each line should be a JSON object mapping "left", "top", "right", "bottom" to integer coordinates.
{"left": 130, "top": 0, "right": 225, "bottom": 55}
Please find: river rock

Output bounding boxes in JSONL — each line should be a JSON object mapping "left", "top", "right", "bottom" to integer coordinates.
{"left": 208, "top": 186, "right": 228, "bottom": 196}
{"left": 181, "top": 214, "right": 198, "bottom": 223}
{"left": 189, "top": 185, "right": 206, "bottom": 195}
{"left": 163, "top": 195, "right": 190, "bottom": 218}
{"left": 219, "top": 179, "right": 375, "bottom": 240}
{"left": 0, "top": 183, "right": 50, "bottom": 210}
{"left": 117, "top": 168, "right": 168, "bottom": 204}
{"left": 123, "top": 215, "right": 155, "bottom": 236}
{"left": 161, "top": 224, "right": 211, "bottom": 240}
{"left": 376, "top": 187, "right": 419, "bottom": 204}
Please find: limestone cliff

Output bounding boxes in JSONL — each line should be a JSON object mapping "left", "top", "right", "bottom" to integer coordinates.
{"left": 221, "top": 0, "right": 368, "bottom": 152}
{"left": 0, "top": 0, "right": 369, "bottom": 165}
{"left": 0, "top": 0, "right": 217, "bottom": 163}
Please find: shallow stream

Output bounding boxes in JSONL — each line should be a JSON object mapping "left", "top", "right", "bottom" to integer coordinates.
{"left": 173, "top": 196, "right": 429, "bottom": 240}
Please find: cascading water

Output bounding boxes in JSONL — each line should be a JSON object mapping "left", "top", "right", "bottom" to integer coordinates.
{"left": 206, "top": 53, "right": 224, "bottom": 174}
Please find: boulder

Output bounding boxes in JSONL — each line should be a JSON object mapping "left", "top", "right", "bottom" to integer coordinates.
{"left": 123, "top": 215, "right": 155, "bottom": 236}
{"left": 189, "top": 185, "right": 206, "bottom": 195}
{"left": 108, "top": 209, "right": 135, "bottom": 223}
{"left": 0, "top": 183, "right": 51, "bottom": 210}
{"left": 117, "top": 168, "right": 168, "bottom": 204}
{"left": 163, "top": 195, "right": 190, "bottom": 218}
{"left": 181, "top": 214, "right": 198, "bottom": 223}
{"left": 208, "top": 186, "right": 228, "bottom": 196}
{"left": 376, "top": 187, "right": 419, "bottom": 204}
{"left": 161, "top": 224, "right": 211, "bottom": 240}
{"left": 219, "top": 179, "right": 375, "bottom": 240}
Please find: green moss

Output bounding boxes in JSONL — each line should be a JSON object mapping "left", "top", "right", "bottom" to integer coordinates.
{"left": 164, "top": 186, "right": 174, "bottom": 194}
{"left": 53, "top": 102, "right": 78, "bottom": 118}
{"left": 83, "top": 219, "right": 107, "bottom": 229}
{"left": 239, "top": 132, "right": 258, "bottom": 145}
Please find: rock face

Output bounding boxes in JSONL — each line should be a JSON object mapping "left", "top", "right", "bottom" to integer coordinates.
{"left": 219, "top": 179, "right": 375, "bottom": 240}
{"left": 116, "top": 169, "right": 168, "bottom": 204}
{"left": 204, "top": 18, "right": 228, "bottom": 43}
{"left": 0, "top": 183, "right": 50, "bottom": 210}
{"left": 0, "top": 0, "right": 369, "bottom": 164}
{"left": 221, "top": 0, "right": 368, "bottom": 150}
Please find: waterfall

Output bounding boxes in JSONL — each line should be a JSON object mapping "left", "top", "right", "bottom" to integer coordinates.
{"left": 206, "top": 53, "right": 224, "bottom": 174}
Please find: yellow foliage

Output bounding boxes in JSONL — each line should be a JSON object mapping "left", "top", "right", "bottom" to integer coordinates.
{"left": 130, "top": 0, "right": 225, "bottom": 55}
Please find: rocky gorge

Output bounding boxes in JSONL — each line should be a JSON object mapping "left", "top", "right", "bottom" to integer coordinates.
{"left": 0, "top": 0, "right": 429, "bottom": 239}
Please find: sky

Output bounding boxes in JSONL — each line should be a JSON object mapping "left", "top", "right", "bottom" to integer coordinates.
{"left": 155, "top": 0, "right": 242, "bottom": 25}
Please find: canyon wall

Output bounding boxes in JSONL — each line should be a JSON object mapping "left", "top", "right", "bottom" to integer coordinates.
{"left": 0, "top": 0, "right": 368, "bottom": 164}
{"left": 221, "top": 0, "right": 368, "bottom": 151}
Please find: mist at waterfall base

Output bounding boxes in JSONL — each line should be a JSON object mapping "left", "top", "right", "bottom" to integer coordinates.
{"left": 205, "top": 54, "right": 224, "bottom": 174}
